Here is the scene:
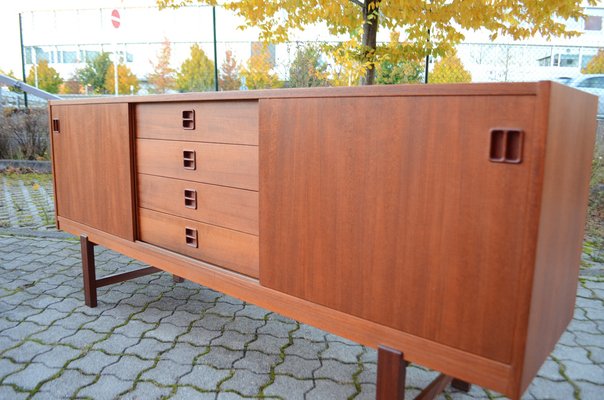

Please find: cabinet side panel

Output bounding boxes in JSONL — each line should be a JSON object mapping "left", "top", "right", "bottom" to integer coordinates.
{"left": 52, "top": 103, "right": 135, "bottom": 240}
{"left": 519, "top": 84, "right": 598, "bottom": 394}
{"left": 260, "top": 95, "right": 539, "bottom": 365}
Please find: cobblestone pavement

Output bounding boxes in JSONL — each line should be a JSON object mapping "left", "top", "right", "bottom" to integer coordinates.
{"left": 1, "top": 174, "right": 604, "bottom": 399}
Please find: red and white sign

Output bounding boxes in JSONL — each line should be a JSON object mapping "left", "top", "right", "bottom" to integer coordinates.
{"left": 111, "top": 9, "right": 121, "bottom": 29}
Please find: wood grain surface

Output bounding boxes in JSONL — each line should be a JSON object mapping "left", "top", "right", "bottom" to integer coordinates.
{"left": 260, "top": 95, "right": 539, "bottom": 364}
{"left": 137, "top": 174, "right": 259, "bottom": 235}
{"left": 50, "top": 103, "right": 135, "bottom": 240}
{"left": 135, "top": 101, "right": 259, "bottom": 145}
{"left": 138, "top": 208, "right": 259, "bottom": 277}
{"left": 136, "top": 139, "right": 258, "bottom": 191}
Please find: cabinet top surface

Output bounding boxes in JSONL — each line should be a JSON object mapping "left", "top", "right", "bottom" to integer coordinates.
{"left": 50, "top": 81, "right": 567, "bottom": 106}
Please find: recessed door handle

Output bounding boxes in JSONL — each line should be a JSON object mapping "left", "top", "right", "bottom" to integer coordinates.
{"left": 185, "top": 227, "right": 198, "bottom": 248}
{"left": 183, "top": 150, "right": 196, "bottom": 170}
{"left": 184, "top": 189, "right": 197, "bottom": 209}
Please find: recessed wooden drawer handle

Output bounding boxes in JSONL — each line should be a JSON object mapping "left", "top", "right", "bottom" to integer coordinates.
{"left": 489, "top": 129, "right": 523, "bottom": 164}
{"left": 52, "top": 118, "right": 60, "bottom": 133}
{"left": 185, "top": 227, "right": 198, "bottom": 248}
{"left": 182, "top": 110, "right": 195, "bottom": 130}
{"left": 184, "top": 189, "right": 197, "bottom": 209}
{"left": 183, "top": 150, "right": 196, "bottom": 170}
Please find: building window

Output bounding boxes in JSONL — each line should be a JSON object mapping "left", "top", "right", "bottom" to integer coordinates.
{"left": 585, "top": 16, "right": 602, "bottom": 31}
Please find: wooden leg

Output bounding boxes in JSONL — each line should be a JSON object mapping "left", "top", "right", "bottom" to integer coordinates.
{"left": 172, "top": 275, "right": 184, "bottom": 283}
{"left": 414, "top": 374, "right": 453, "bottom": 400}
{"left": 80, "top": 235, "right": 98, "bottom": 308}
{"left": 451, "top": 378, "right": 472, "bottom": 392}
{"left": 377, "top": 345, "right": 407, "bottom": 400}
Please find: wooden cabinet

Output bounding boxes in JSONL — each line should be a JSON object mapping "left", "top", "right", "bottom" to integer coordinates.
{"left": 49, "top": 82, "right": 597, "bottom": 400}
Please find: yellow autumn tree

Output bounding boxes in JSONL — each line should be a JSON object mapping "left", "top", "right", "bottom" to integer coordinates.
{"left": 582, "top": 49, "right": 604, "bottom": 74}
{"left": 240, "top": 48, "right": 282, "bottom": 89}
{"left": 430, "top": 51, "right": 472, "bottom": 83}
{"left": 105, "top": 64, "right": 140, "bottom": 95}
{"left": 158, "top": 0, "right": 593, "bottom": 85}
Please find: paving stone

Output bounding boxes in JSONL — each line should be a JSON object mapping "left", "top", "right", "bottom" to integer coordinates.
{"left": 67, "top": 350, "right": 120, "bottom": 374}
{"left": 174, "top": 298, "right": 215, "bottom": 315}
{"left": 264, "top": 375, "right": 314, "bottom": 399}
{"left": 406, "top": 366, "right": 441, "bottom": 389}
{"left": 211, "top": 329, "right": 254, "bottom": 350}
{"left": 132, "top": 308, "right": 174, "bottom": 324}
{"left": 102, "top": 355, "right": 155, "bottom": 381}
{"left": 47, "top": 297, "right": 82, "bottom": 313}
{"left": 220, "top": 369, "right": 269, "bottom": 396}
{"left": 313, "top": 359, "right": 357, "bottom": 383}
{"left": 33, "top": 345, "right": 81, "bottom": 368}
{"left": 577, "top": 381, "right": 604, "bottom": 400}
{"left": 0, "top": 385, "right": 28, "bottom": 400}
{"left": 172, "top": 386, "right": 216, "bottom": 399}
{"left": 553, "top": 343, "right": 593, "bottom": 364}
{"left": 246, "top": 333, "right": 290, "bottom": 355}
{"left": 179, "top": 364, "right": 231, "bottom": 390}
{"left": 564, "top": 360, "right": 604, "bottom": 384}
{"left": 360, "top": 349, "right": 378, "bottom": 364}
{"left": 29, "top": 324, "right": 74, "bottom": 343}
{"left": 207, "top": 301, "right": 245, "bottom": 317}
{"left": 37, "top": 369, "right": 95, "bottom": 398}
{"left": 78, "top": 374, "right": 133, "bottom": 400}
{"left": 140, "top": 359, "right": 192, "bottom": 385}
{"left": 0, "top": 334, "right": 19, "bottom": 350}
{"left": 322, "top": 340, "right": 363, "bottom": 363}
{"left": 101, "top": 303, "right": 141, "bottom": 319}
{"left": 355, "top": 383, "right": 377, "bottom": 400}
{"left": 197, "top": 346, "right": 244, "bottom": 369}
{"left": 257, "top": 319, "right": 296, "bottom": 339}
{"left": 233, "top": 350, "right": 280, "bottom": 374}
{"left": 25, "top": 307, "right": 69, "bottom": 326}
{"left": 587, "top": 346, "right": 604, "bottom": 364}
{"left": 3, "top": 340, "right": 53, "bottom": 363}
{"left": 0, "top": 358, "right": 25, "bottom": 377}
{"left": 162, "top": 342, "right": 204, "bottom": 365}
{"left": 528, "top": 377, "right": 576, "bottom": 400}
{"left": 0, "top": 318, "right": 19, "bottom": 333}
{"left": 358, "top": 361, "right": 377, "bottom": 384}
{"left": 2, "top": 321, "right": 46, "bottom": 340}
{"left": 536, "top": 359, "right": 565, "bottom": 381}
{"left": 284, "top": 338, "right": 327, "bottom": 360}
{"left": 225, "top": 316, "right": 265, "bottom": 335}
{"left": 82, "top": 314, "right": 121, "bottom": 333}
{"left": 305, "top": 379, "right": 357, "bottom": 400}
{"left": 216, "top": 392, "right": 248, "bottom": 400}
{"left": 179, "top": 326, "right": 222, "bottom": 347}
{"left": 235, "top": 304, "right": 270, "bottom": 320}
{"left": 53, "top": 312, "right": 97, "bottom": 330}
{"left": 3, "top": 362, "right": 61, "bottom": 390}
{"left": 275, "top": 355, "right": 321, "bottom": 380}
{"left": 157, "top": 310, "right": 200, "bottom": 329}
{"left": 292, "top": 324, "right": 327, "bottom": 342}
{"left": 59, "top": 328, "right": 106, "bottom": 347}
{"left": 125, "top": 337, "right": 173, "bottom": 359}
{"left": 148, "top": 296, "right": 188, "bottom": 311}
{"left": 120, "top": 293, "right": 159, "bottom": 308}
{"left": 193, "top": 314, "right": 232, "bottom": 331}
{"left": 113, "top": 318, "right": 155, "bottom": 338}
{"left": 144, "top": 322, "right": 188, "bottom": 342}
{"left": 92, "top": 333, "right": 139, "bottom": 354}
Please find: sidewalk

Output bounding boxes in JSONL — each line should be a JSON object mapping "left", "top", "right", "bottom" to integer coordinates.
{"left": 1, "top": 174, "right": 603, "bottom": 399}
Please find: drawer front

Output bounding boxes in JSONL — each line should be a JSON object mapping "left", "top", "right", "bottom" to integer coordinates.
{"left": 136, "top": 101, "right": 258, "bottom": 145}
{"left": 138, "top": 208, "right": 259, "bottom": 278}
{"left": 138, "top": 174, "right": 259, "bottom": 235}
{"left": 137, "top": 139, "right": 258, "bottom": 191}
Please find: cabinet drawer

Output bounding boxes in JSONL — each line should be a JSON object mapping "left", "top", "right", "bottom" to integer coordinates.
{"left": 138, "top": 208, "right": 259, "bottom": 278}
{"left": 138, "top": 174, "right": 258, "bottom": 235}
{"left": 136, "top": 101, "right": 258, "bottom": 145}
{"left": 136, "top": 139, "right": 258, "bottom": 191}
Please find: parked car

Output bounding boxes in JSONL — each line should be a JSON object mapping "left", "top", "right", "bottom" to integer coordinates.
{"left": 566, "top": 74, "right": 604, "bottom": 118}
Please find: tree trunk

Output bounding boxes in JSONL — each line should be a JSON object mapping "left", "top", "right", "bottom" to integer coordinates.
{"left": 361, "top": 0, "right": 379, "bottom": 85}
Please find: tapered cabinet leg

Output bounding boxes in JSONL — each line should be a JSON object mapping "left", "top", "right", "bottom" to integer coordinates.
{"left": 80, "top": 235, "right": 98, "bottom": 308}
{"left": 377, "top": 346, "right": 407, "bottom": 400}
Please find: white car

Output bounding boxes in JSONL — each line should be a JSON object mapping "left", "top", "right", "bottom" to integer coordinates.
{"left": 567, "top": 74, "right": 604, "bottom": 118}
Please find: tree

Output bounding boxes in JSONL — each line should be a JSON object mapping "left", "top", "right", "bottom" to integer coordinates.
{"left": 27, "top": 60, "right": 63, "bottom": 93}
{"left": 158, "top": 0, "right": 593, "bottom": 86}
{"left": 77, "top": 52, "right": 112, "bottom": 94}
{"left": 429, "top": 51, "right": 472, "bottom": 84}
{"left": 59, "top": 78, "right": 82, "bottom": 94}
{"left": 148, "top": 38, "right": 176, "bottom": 93}
{"left": 288, "top": 44, "right": 329, "bottom": 88}
{"left": 104, "top": 64, "right": 140, "bottom": 95}
{"left": 583, "top": 49, "right": 604, "bottom": 74}
{"left": 219, "top": 50, "right": 241, "bottom": 91}
{"left": 376, "top": 32, "right": 423, "bottom": 85}
{"left": 240, "top": 50, "right": 282, "bottom": 90}
{"left": 176, "top": 44, "right": 215, "bottom": 92}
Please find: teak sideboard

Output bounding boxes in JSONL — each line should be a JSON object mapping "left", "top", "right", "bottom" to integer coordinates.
{"left": 48, "top": 82, "right": 597, "bottom": 400}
